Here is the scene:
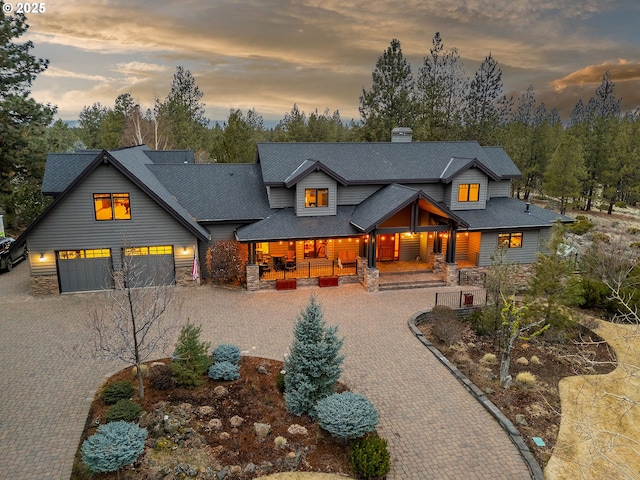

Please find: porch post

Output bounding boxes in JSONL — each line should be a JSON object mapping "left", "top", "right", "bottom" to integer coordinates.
{"left": 446, "top": 223, "right": 457, "bottom": 263}
{"left": 368, "top": 231, "right": 377, "bottom": 268}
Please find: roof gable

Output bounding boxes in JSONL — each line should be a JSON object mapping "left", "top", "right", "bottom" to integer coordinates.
{"left": 284, "top": 159, "right": 347, "bottom": 187}
{"left": 440, "top": 157, "right": 501, "bottom": 183}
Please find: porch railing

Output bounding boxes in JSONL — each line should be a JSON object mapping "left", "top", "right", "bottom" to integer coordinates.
{"left": 261, "top": 260, "right": 357, "bottom": 280}
{"left": 435, "top": 289, "right": 487, "bottom": 308}
{"left": 459, "top": 269, "right": 486, "bottom": 287}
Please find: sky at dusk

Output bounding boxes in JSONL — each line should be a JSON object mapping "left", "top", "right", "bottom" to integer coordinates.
{"left": 18, "top": 0, "right": 640, "bottom": 125}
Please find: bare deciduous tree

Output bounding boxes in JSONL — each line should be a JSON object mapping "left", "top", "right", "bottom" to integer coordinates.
{"left": 85, "top": 248, "right": 182, "bottom": 399}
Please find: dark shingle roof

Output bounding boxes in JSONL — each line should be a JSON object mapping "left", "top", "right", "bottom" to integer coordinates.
{"left": 144, "top": 150, "right": 195, "bottom": 164}
{"left": 147, "top": 163, "right": 271, "bottom": 221}
{"left": 456, "top": 197, "right": 573, "bottom": 230}
{"left": 42, "top": 152, "right": 98, "bottom": 194}
{"left": 236, "top": 206, "right": 359, "bottom": 242}
{"left": 107, "top": 147, "right": 209, "bottom": 239}
{"left": 257, "top": 141, "right": 520, "bottom": 185}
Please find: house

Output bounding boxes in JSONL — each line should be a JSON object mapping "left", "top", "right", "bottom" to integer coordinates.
{"left": 20, "top": 129, "right": 571, "bottom": 294}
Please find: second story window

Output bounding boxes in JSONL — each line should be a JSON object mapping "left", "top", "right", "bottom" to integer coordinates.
{"left": 458, "top": 183, "right": 480, "bottom": 202}
{"left": 94, "top": 193, "right": 131, "bottom": 221}
{"left": 305, "top": 188, "right": 328, "bottom": 208}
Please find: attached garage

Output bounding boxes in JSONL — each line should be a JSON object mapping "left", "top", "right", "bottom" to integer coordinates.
{"left": 57, "top": 249, "right": 114, "bottom": 293}
{"left": 123, "top": 245, "right": 175, "bottom": 287}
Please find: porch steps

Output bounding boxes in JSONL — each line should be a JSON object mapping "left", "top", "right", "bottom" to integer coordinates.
{"left": 378, "top": 270, "right": 445, "bottom": 291}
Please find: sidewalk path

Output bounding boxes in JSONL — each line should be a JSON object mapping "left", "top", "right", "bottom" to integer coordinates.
{"left": 0, "top": 262, "right": 531, "bottom": 479}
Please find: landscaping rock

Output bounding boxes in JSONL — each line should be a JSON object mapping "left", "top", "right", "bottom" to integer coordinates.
{"left": 274, "top": 435, "right": 288, "bottom": 449}
{"left": 257, "top": 364, "right": 269, "bottom": 374}
{"left": 196, "top": 405, "right": 214, "bottom": 417}
{"left": 485, "top": 387, "right": 495, "bottom": 394}
{"left": 229, "top": 465, "right": 242, "bottom": 475}
{"left": 287, "top": 424, "right": 308, "bottom": 435}
{"left": 207, "top": 418, "right": 223, "bottom": 431}
{"left": 214, "top": 385, "right": 228, "bottom": 397}
{"left": 254, "top": 422, "right": 271, "bottom": 438}
{"left": 243, "top": 463, "right": 256, "bottom": 474}
{"left": 515, "top": 414, "right": 528, "bottom": 426}
{"left": 230, "top": 415, "right": 245, "bottom": 427}
{"left": 516, "top": 356, "right": 529, "bottom": 366}
{"left": 219, "top": 432, "right": 231, "bottom": 440}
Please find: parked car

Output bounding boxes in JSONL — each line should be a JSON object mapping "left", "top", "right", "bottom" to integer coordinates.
{"left": 0, "top": 237, "right": 28, "bottom": 272}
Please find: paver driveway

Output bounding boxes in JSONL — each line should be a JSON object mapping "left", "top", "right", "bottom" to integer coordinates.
{"left": 0, "top": 262, "right": 531, "bottom": 479}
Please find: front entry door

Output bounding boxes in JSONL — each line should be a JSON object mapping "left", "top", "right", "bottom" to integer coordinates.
{"left": 377, "top": 234, "right": 395, "bottom": 261}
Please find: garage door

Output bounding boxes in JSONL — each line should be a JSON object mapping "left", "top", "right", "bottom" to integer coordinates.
{"left": 57, "top": 249, "right": 114, "bottom": 293}
{"left": 123, "top": 246, "right": 175, "bottom": 287}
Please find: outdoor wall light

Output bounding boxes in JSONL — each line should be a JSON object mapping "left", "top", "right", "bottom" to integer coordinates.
{"left": 182, "top": 246, "right": 188, "bottom": 254}
{"left": 39, "top": 253, "right": 45, "bottom": 261}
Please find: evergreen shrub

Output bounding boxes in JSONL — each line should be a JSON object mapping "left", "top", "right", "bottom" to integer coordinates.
{"left": 212, "top": 343, "right": 241, "bottom": 365}
{"left": 208, "top": 361, "right": 240, "bottom": 381}
{"left": 102, "top": 381, "right": 134, "bottom": 405}
{"left": 81, "top": 421, "right": 147, "bottom": 474}
{"left": 284, "top": 295, "right": 344, "bottom": 416}
{"left": 149, "top": 364, "right": 175, "bottom": 391}
{"left": 349, "top": 436, "right": 391, "bottom": 480}
{"left": 170, "top": 323, "right": 211, "bottom": 388}
{"left": 315, "top": 392, "right": 379, "bottom": 440}
{"left": 276, "top": 371, "right": 286, "bottom": 393}
{"left": 106, "top": 399, "right": 142, "bottom": 423}
{"left": 568, "top": 216, "right": 594, "bottom": 235}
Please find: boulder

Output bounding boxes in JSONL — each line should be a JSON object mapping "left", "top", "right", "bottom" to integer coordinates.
{"left": 287, "top": 424, "right": 308, "bottom": 436}
{"left": 230, "top": 415, "right": 245, "bottom": 427}
{"left": 254, "top": 422, "right": 271, "bottom": 438}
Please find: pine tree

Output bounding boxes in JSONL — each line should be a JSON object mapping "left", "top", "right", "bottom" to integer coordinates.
{"left": 284, "top": 295, "right": 344, "bottom": 416}
{"left": 359, "top": 38, "right": 414, "bottom": 141}
{"left": 544, "top": 135, "right": 587, "bottom": 214}
{"left": 0, "top": 4, "right": 56, "bottom": 228}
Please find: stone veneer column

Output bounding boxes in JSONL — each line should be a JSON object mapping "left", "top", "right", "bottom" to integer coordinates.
{"left": 30, "top": 275, "right": 59, "bottom": 295}
{"left": 246, "top": 264, "right": 260, "bottom": 291}
{"left": 363, "top": 266, "right": 379, "bottom": 293}
{"left": 433, "top": 253, "right": 445, "bottom": 279}
{"left": 443, "top": 262, "right": 459, "bottom": 287}
{"left": 356, "top": 256, "right": 365, "bottom": 278}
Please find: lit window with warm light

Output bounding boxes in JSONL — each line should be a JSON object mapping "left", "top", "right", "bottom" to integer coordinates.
{"left": 457, "top": 183, "right": 480, "bottom": 202}
{"left": 305, "top": 188, "right": 328, "bottom": 208}
{"left": 93, "top": 193, "right": 131, "bottom": 220}
{"left": 498, "top": 232, "right": 523, "bottom": 248}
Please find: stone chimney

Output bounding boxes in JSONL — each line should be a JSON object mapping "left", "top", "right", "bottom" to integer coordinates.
{"left": 391, "top": 127, "right": 412, "bottom": 143}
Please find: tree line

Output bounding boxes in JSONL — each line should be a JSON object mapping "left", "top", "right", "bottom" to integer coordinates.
{"left": 2, "top": 10, "right": 640, "bottom": 233}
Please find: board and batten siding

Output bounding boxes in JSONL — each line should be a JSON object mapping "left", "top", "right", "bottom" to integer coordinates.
{"left": 267, "top": 186, "right": 294, "bottom": 208}
{"left": 449, "top": 169, "right": 488, "bottom": 211}
{"left": 488, "top": 180, "right": 511, "bottom": 199}
{"left": 336, "top": 185, "right": 379, "bottom": 205}
{"left": 477, "top": 229, "right": 542, "bottom": 266}
{"left": 295, "top": 172, "right": 337, "bottom": 216}
{"left": 28, "top": 163, "right": 198, "bottom": 275}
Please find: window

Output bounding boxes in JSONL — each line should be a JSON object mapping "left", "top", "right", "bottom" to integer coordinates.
{"left": 58, "top": 249, "right": 110, "bottom": 259}
{"left": 305, "top": 188, "right": 329, "bottom": 208}
{"left": 458, "top": 183, "right": 480, "bottom": 202}
{"left": 124, "top": 245, "right": 173, "bottom": 256}
{"left": 304, "top": 239, "right": 327, "bottom": 259}
{"left": 93, "top": 193, "right": 131, "bottom": 220}
{"left": 498, "top": 232, "right": 523, "bottom": 249}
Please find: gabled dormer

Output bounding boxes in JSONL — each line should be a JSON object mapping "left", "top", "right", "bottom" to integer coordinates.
{"left": 283, "top": 159, "right": 346, "bottom": 216}
{"left": 440, "top": 158, "right": 500, "bottom": 211}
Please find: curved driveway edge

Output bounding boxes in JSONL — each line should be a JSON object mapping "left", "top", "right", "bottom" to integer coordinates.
{"left": 408, "top": 311, "right": 543, "bottom": 480}
{"left": 1, "top": 262, "right": 532, "bottom": 479}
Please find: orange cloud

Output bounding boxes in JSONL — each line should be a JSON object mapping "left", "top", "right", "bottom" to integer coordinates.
{"left": 551, "top": 60, "right": 640, "bottom": 91}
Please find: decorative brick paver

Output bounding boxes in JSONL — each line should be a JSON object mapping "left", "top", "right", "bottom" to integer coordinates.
{"left": 0, "top": 262, "right": 531, "bottom": 479}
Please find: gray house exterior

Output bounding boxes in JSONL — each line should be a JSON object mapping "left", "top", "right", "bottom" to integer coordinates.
{"left": 21, "top": 134, "right": 571, "bottom": 294}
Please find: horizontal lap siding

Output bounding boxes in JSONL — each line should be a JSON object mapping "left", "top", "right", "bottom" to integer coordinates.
{"left": 267, "top": 186, "right": 294, "bottom": 208}
{"left": 478, "top": 229, "right": 541, "bottom": 266}
{"left": 399, "top": 236, "right": 420, "bottom": 261}
{"left": 296, "top": 172, "right": 337, "bottom": 216}
{"left": 28, "top": 164, "right": 196, "bottom": 275}
{"left": 488, "top": 180, "right": 511, "bottom": 199}
{"left": 337, "top": 185, "right": 379, "bottom": 205}
{"left": 405, "top": 184, "right": 444, "bottom": 202}
{"left": 449, "top": 169, "right": 488, "bottom": 211}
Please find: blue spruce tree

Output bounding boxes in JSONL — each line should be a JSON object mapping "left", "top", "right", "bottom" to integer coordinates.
{"left": 284, "top": 294, "right": 344, "bottom": 416}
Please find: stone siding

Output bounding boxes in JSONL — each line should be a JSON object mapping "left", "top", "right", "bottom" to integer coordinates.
{"left": 246, "top": 264, "right": 260, "bottom": 291}
{"left": 175, "top": 266, "right": 198, "bottom": 287}
{"left": 30, "top": 275, "right": 59, "bottom": 296}
{"left": 363, "top": 267, "right": 379, "bottom": 293}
